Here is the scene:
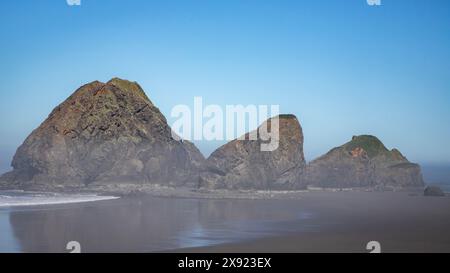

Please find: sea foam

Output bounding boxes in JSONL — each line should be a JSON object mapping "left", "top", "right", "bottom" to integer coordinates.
{"left": 0, "top": 191, "right": 119, "bottom": 207}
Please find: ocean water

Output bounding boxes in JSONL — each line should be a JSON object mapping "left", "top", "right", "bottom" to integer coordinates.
{"left": 0, "top": 191, "right": 314, "bottom": 253}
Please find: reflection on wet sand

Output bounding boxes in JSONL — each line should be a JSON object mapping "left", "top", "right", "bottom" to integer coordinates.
{"left": 9, "top": 197, "right": 311, "bottom": 252}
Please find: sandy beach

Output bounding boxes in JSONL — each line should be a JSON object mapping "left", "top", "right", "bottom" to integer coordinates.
{"left": 178, "top": 191, "right": 450, "bottom": 253}
{"left": 1, "top": 190, "right": 449, "bottom": 253}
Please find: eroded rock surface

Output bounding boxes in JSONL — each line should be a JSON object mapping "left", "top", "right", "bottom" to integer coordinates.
{"left": 200, "top": 115, "right": 307, "bottom": 190}
{"left": 0, "top": 78, "right": 205, "bottom": 190}
{"left": 305, "top": 135, "right": 424, "bottom": 188}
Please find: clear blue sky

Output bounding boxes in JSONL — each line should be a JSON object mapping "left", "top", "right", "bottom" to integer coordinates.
{"left": 1, "top": 0, "right": 449, "bottom": 173}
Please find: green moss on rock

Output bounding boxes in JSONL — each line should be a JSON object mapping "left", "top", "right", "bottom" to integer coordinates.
{"left": 278, "top": 114, "right": 298, "bottom": 120}
{"left": 344, "top": 135, "right": 388, "bottom": 158}
{"left": 107, "top": 77, "right": 150, "bottom": 101}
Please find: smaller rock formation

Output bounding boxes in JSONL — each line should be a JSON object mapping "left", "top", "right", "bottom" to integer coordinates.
{"left": 305, "top": 135, "right": 424, "bottom": 188}
{"left": 424, "top": 186, "right": 445, "bottom": 197}
{"left": 200, "top": 115, "right": 306, "bottom": 190}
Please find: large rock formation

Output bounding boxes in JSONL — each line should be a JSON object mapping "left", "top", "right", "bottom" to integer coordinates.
{"left": 0, "top": 78, "right": 426, "bottom": 193}
{"left": 0, "top": 78, "right": 205, "bottom": 190}
{"left": 305, "top": 135, "right": 424, "bottom": 188}
{"left": 199, "top": 115, "right": 306, "bottom": 190}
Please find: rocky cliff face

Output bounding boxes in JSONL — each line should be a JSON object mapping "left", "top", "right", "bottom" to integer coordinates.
{"left": 305, "top": 135, "right": 424, "bottom": 188}
{"left": 0, "top": 78, "right": 205, "bottom": 190}
{"left": 200, "top": 115, "right": 307, "bottom": 190}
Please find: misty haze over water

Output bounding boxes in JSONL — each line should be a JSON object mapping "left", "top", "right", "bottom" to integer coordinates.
{"left": 421, "top": 165, "right": 450, "bottom": 191}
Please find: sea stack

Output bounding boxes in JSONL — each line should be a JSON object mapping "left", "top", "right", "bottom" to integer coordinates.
{"left": 0, "top": 78, "right": 205, "bottom": 191}
{"left": 200, "top": 115, "right": 307, "bottom": 190}
{"left": 305, "top": 135, "right": 424, "bottom": 189}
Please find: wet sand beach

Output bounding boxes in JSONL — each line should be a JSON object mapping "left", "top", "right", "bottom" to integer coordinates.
{"left": 180, "top": 191, "right": 450, "bottom": 253}
{"left": 1, "top": 191, "right": 449, "bottom": 253}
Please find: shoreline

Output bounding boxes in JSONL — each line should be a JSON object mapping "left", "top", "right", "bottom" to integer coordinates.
{"left": 0, "top": 183, "right": 436, "bottom": 201}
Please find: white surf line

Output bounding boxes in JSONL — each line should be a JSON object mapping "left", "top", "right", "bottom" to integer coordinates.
{"left": 0, "top": 195, "right": 120, "bottom": 207}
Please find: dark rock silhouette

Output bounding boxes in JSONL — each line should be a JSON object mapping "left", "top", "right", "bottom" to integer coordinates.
{"left": 424, "top": 186, "right": 445, "bottom": 197}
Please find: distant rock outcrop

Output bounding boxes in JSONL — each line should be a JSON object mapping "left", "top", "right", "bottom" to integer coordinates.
{"left": 0, "top": 78, "right": 205, "bottom": 190}
{"left": 424, "top": 186, "right": 445, "bottom": 197}
{"left": 305, "top": 135, "right": 424, "bottom": 188}
{"left": 199, "top": 115, "right": 306, "bottom": 190}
